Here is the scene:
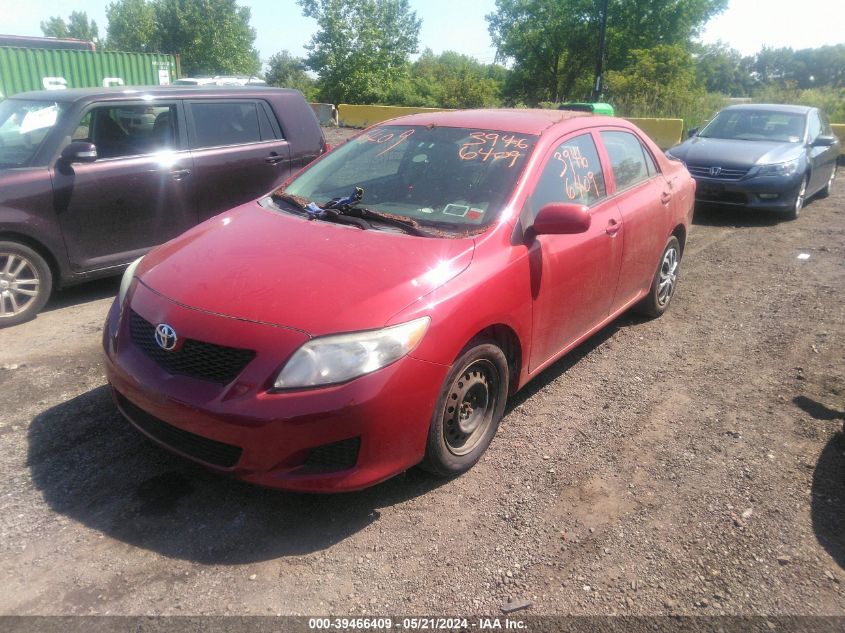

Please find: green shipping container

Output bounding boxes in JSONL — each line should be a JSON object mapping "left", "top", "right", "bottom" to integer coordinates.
{"left": 0, "top": 47, "right": 179, "bottom": 98}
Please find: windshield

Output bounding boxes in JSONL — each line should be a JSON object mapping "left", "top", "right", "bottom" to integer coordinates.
{"left": 0, "top": 99, "right": 64, "bottom": 168}
{"left": 280, "top": 125, "right": 538, "bottom": 234}
{"left": 698, "top": 110, "right": 806, "bottom": 143}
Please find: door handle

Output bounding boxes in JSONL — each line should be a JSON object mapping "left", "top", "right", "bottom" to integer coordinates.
{"left": 170, "top": 168, "right": 191, "bottom": 180}
{"left": 605, "top": 219, "right": 621, "bottom": 236}
{"left": 661, "top": 191, "right": 672, "bottom": 204}
{"left": 265, "top": 153, "right": 285, "bottom": 165}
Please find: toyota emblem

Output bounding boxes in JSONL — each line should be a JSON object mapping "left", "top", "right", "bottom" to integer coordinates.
{"left": 154, "top": 323, "right": 178, "bottom": 351}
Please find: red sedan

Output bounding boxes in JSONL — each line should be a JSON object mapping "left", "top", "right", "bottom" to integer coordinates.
{"left": 103, "top": 109, "right": 694, "bottom": 492}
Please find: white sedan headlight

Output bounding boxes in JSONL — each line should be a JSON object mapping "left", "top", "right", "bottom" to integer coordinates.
{"left": 757, "top": 158, "right": 800, "bottom": 177}
{"left": 118, "top": 256, "right": 143, "bottom": 305}
{"left": 274, "top": 317, "right": 430, "bottom": 389}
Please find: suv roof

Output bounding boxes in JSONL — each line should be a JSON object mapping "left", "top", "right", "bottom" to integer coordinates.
{"left": 10, "top": 85, "right": 300, "bottom": 104}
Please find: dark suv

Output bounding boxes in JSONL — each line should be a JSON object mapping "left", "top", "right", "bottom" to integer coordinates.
{"left": 0, "top": 86, "right": 326, "bottom": 326}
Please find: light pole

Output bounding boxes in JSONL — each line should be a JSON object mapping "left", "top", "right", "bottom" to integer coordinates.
{"left": 591, "top": 0, "right": 609, "bottom": 102}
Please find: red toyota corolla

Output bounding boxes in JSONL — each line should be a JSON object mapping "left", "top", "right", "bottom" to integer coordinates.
{"left": 103, "top": 109, "right": 694, "bottom": 492}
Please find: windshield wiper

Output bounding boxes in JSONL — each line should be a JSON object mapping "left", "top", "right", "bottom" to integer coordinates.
{"left": 272, "top": 191, "right": 372, "bottom": 230}
{"left": 328, "top": 187, "right": 435, "bottom": 237}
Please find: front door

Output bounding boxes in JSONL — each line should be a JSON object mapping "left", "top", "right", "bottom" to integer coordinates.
{"left": 53, "top": 101, "right": 195, "bottom": 272}
{"left": 528, "top": 132, "right": 623, "bottom": 372}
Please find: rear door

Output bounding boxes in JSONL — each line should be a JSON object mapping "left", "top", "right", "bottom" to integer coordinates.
{"left": 185, "top": 99, "right": 291, "bottom": 221}
{"left": 53, "top": 99, "right": 195, "bottom": 272}
{"left": 599, "top": 129, "right": 671, "bottom": 310}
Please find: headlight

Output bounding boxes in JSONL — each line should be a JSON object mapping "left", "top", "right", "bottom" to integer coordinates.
{"left": 118, "top": 257, "right": 143, "bottom": 305}
{"left": 274, "top": 317, "right": 431, "bottom": 389}
{"left": 757, "top": 158, "right": 800, "bottom": 177}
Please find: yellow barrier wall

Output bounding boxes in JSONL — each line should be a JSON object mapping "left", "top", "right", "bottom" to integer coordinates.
{"left": 338, "top": 104, "right": 450, "bottom": 128}
{"left": 625, "top": 118, "right": 684, "bottom": 150}
{"left": 832, "top": 124, "right": 845, "bottom": 155}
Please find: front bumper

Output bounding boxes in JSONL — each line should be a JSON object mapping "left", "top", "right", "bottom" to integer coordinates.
{"left": 692, "top": 172, "right": 803, "bottom": 211}
{"left": 103, "top": 285, "right": 448, "bottom": 492}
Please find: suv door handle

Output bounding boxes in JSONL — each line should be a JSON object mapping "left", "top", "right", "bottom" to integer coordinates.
{"left": 170, "top": 168, "right": 191, "bottom": 181}
{"left": 606, "top": 219, "right": 621, "bottom": 236}
{"left": 661, "top": 191, "right": 672, "bottom": 204}
{"left": 265, "top": 153, "right": 285, "bottom": 165}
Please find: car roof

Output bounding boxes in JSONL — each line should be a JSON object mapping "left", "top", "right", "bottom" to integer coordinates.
{"left": 381, "top": 108, "right": 593, "bottom": 135}
{"left": 721, "top": 103, "right": 813, "bottom": 115}
{"left": 9, "top": 85, "right": 299, "bottom": 104}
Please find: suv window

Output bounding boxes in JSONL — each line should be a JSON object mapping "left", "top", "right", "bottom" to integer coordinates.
{"left": 600, "top": 131, "right": 652, "bottom": 191}
{"left": 532, "top": 133, "right": 606, "bottom": 213}
{"left": 0, "top": 99, "right": 64, "bottom": 167}
{"left": 190, "top": 102, "right": 263, "bottom": 148}
{"left": 72, "top": 104, "right": 178, "bottom": 158}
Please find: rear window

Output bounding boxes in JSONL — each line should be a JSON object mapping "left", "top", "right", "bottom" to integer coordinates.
{"left": 189, "top": 102, "right": 262, "bottom": 148}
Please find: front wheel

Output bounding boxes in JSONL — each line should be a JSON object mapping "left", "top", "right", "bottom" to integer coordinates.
{"left": 817, "top": 166, "right": 836, "bottom": 199}
{"left": 0, "top": 241, "right": 53, "bottom": 328}
{"left": 419, "top": 342, "right": 509, "bottom": 477}
{"left": 634, "top": 236, "right": 681, "bottom": 318}
{"left": 785, "top": 174, "right": 808, "bottom": 220}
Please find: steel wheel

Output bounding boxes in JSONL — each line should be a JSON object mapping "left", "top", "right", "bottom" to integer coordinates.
{"left": 0, "top": 252, "right": 42, "bottom": 319}
{"left": 443, "top": 359, "right": 500, "bottom": 456}
{"left": 420, "top": 342, "right": 509, "bottom": 477}
{"left": 656, "top": 245, "right": 679, "bottom": 308}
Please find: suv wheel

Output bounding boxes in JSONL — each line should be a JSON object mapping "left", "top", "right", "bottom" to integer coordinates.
{"left": 0, "top": 241, "right": 52, "bottom": 327}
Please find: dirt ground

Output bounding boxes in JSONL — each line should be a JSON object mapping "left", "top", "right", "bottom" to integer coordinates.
{"left": 0, "top": 129, "right": 843, "bottom": 618}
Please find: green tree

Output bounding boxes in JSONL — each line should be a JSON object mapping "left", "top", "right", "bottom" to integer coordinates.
{"left": 105, "top": 0, "right": 158, "bottom": 52}
{"left": 41, "top": 11, "right": 100, "bottom": 41}
{"left": 693, "top": 42, "right": 753, "bottom": 96}
{"left": 155, "top": 0, "right": 260, "bottom": 76}
{"left": 299, "top": 0, "right": 421, "bottom": 105}
{"left": 266, "top": 50, "right": 316, "bottom": 98}
{"left": 487, "top": 0, "right": 728, "bottom": 104}
{"left": 400, "top": 50, "right": 504, "bottom": 109}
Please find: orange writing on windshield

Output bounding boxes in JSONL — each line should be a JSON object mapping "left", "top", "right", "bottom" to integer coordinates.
{"left": 459, "top": 132, "right": 529, "bottom": 168}
{"left": 358, "top": 128, "right": 416, "bottom": 156}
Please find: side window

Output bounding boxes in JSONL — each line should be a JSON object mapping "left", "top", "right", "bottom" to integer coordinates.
{"left": 257, "top": 102, "right": 281, "bottom": 140}
{"left": 808, "top": 112, "right": 822, "bottom": 141}
{"left": 81, "top": 104, "right": 178, "bottom": 158}
{"left": 600, "top": 131, "right": 651, "bottom": 191}
{"left": 532, "top": 133, "right": 606, "bottom": 214}
{"left": 190, "top": 102, "right": 262, "bottom": 148}
{"left": 641, "top": 144, "right": 658, "bottom": 177}
{"left": 819, "top": 112, "right": 832, "bottom": 135}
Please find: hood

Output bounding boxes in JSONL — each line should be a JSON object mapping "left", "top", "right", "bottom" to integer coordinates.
{"left": 136, "top": 202, "right": 475, "bottom": 335}
{"left": 669, "top": 137, "right": 803, "bottom": 168}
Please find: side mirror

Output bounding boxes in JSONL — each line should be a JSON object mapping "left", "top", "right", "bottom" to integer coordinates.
{"left": 530, "top": 203, "right": 591, "bottom": 237}
{"left": 687, "top": 127, "right": 699, "bottom": 138}
{"left": 60, "top": 141, "right": 98, "bottom": 163}
{"left": 812, "top": 135, "right": 836, "bottom": 147}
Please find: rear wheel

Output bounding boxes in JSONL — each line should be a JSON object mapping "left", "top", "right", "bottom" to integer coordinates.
{"left": 419, "top": 342, "right": 509, "bottom": 477}
{"left": 0, "top": 241, "right": 52, "bottom": 328}
{"left": 634, "top": 236, "right": 681, "bottom": 318}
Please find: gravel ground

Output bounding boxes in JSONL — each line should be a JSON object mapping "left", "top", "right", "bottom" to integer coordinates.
{"left": 0, "top": 128, "right": 843, "bottom": 617}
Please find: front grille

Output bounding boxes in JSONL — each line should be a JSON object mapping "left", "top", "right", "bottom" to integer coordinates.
{"left": 117, "top": 393, "right": 242, "bottom": 468}
{"left": 301, "top": 437, "right": 361, "bottom": 473}
{"left": 696, "top": 189, "right": 748, "bottom": 204}
{"left": 687, "top": 165, "right": 750, "bottom": 181}
{"left": 129, "top": 310, "right": 255, "bottom": 384}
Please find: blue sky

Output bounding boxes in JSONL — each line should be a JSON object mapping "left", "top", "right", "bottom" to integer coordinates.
{"left": 3, "top": 0, "right": 844, "bottom": 67}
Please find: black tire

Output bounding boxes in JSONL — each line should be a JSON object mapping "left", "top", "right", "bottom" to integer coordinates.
{"left": 634, "top": 236, "right": 681, "bottom": 318}
{"left": 0, "top": 241, "right": 53, "bottom": 328}
{"left": 817, "top": 166, "right": 836, "bottom": 199}
{"left": 419, "top": 341, "right": 509, "bottom": 477}
{"left": 784, "top": 174, "right": 809, "bottom": 221}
